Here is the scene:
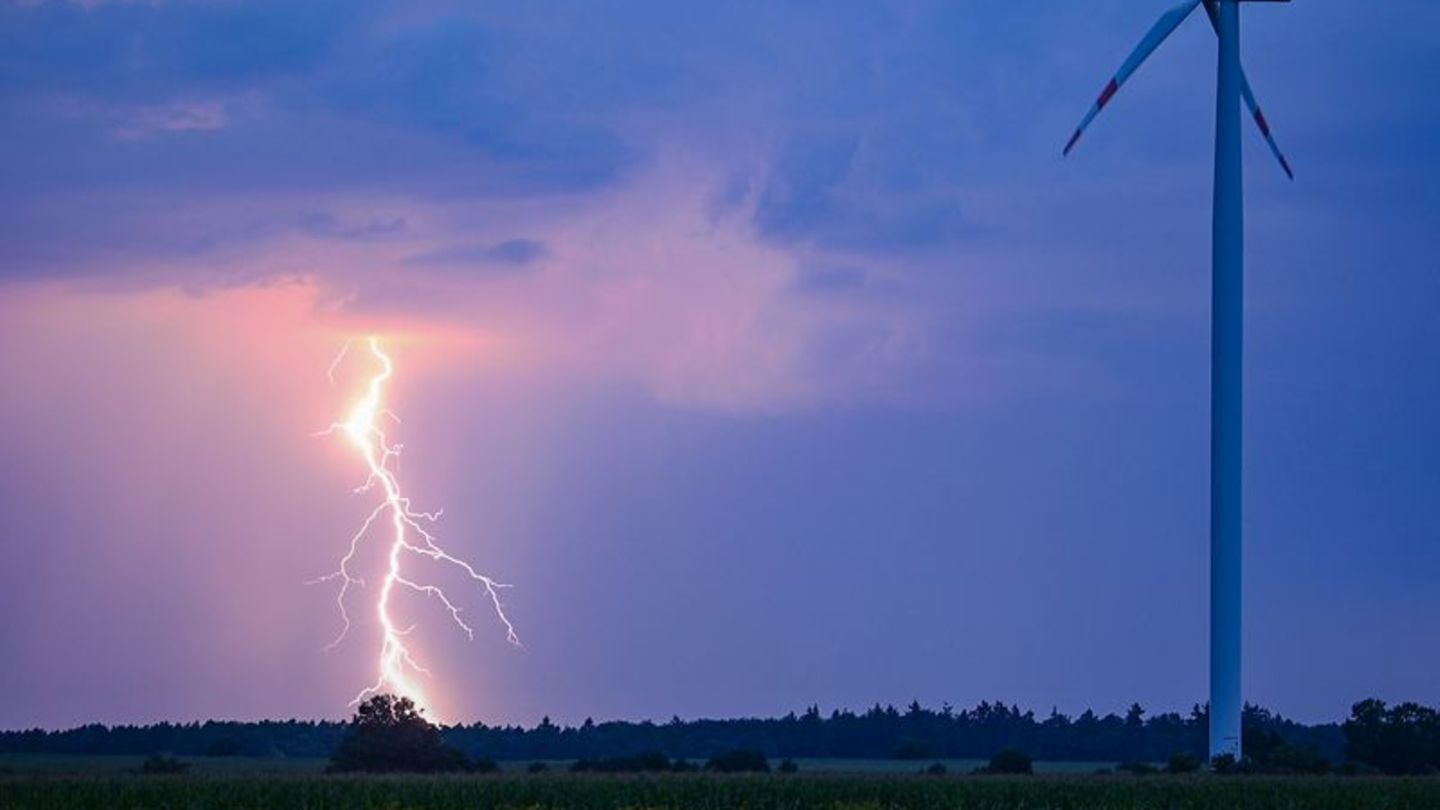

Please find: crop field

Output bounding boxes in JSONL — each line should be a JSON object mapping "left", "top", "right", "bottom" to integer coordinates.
{"left": 0, "top": 755, "right": 1109, "bottom": 776}
{"left": 4, "top": 771, "right": 1440, "bottom": 810}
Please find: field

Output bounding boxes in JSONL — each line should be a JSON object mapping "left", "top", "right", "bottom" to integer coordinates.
{"left": 3, "top": 764, "right": 1440, "bottom": 810}
{"left": 0, "top": 755, "right": 1115, "bottom": 776}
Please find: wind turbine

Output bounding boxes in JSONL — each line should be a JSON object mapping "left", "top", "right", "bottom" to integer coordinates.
{"left": 1062, "top": 0, "right": 1294, "bottom": 762}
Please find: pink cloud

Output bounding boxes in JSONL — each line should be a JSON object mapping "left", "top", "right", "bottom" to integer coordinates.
{"left": 31, "top": 154, "right": 956, "bottom": 412}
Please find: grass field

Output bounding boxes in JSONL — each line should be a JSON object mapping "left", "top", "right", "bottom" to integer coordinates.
{"left": 0, "top": 754, "right": 1111, "bottom": 775}
{"left": 4, "top": 770, "right": 1440, "bottom": 810}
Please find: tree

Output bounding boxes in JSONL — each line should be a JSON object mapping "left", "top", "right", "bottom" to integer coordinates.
{"left": 1243, "top": 723, "right": 1331, "bottom": 774}
{"left": 1124, "top": 703, "right": 1146, "bottom": 728}
{"left": 328, "top": 694, "right": 471, "bottom": 773}
{"left": 1242, "top": 724, "right": 1283, "bottom": 765}
{"left": 204, "top": 737, "right": 241, "bottom": 757}
{"left": 891, "top": 738, "right": 933, "bottom": 760}
{"left": 1343, "top": 698, "right": 1440, "bottom": 775}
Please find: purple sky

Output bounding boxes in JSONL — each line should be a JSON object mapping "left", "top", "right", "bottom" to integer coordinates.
{"left": 1, "top": 0, "right": 1437, "bottom": 730}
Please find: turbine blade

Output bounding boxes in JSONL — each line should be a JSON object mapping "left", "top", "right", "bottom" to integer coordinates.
{"left": 1063, "top": 0, "right": 1203, "bottom": 156}
{"left": 1202, "top": 0, "right": 1295, "bottom": 179}
{"left": 1239, "top": 77, "right": 1295, "bottom": 179}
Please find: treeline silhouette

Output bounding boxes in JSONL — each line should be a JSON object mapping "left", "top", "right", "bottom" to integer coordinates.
{"left": 442, "top": 702, "right": 1344, "bottom": 764}
{"left": 0, "top": 700, "right": 1349, "bottom": 764}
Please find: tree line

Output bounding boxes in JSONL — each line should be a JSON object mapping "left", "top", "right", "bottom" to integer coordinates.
{"left": 4, "top": 697, "right": 1436, "bottom": 773}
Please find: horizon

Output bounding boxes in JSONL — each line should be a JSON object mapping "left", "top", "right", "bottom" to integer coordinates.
{"left": 1, "top": 696, "right": 1357, "bottom": 735}
{"left": 1, "top": 1, "right": 1437, "bottom": 734}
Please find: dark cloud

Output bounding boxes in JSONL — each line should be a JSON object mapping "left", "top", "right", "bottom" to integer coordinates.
{"left": 0, "top": 0, "right": 359, "bottom": 99}
{"left": 0, "top": 1, "right": 636, "bottom": 206}
{"left": 295, "top": 212, "right": 407, "bottom": 240}
{"left": 0, "top": 0, "right": 992, "bottom": 278}
{"left": 0, "top": 201, "right": 409, "bottom": 281}
{"left": 754, "top": 130, "right": 981, "bottom": 253}
{"left": 315, "top": 17, "right": 636, "bottom": 194}
{"left": 402, "top": 239, "right": 549, "bottom": 272}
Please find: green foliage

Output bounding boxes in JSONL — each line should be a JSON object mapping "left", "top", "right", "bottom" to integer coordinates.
{"left": 328, "top": 694, "right": 471, "bottom": 774}
{"left": 705, "top": 749, "right": 770, "bottom": 773}
{"left": 983, "top": 749, "right": 1033, "bottom": 775}
{"left": 1115, "top": 761, "right": 1158, "bottom": 775}
{"left": 922, "top": 762, "right": 947, "bottom": 776}
{"left": 778, "top": 758, "right": 799, "bottom": 774}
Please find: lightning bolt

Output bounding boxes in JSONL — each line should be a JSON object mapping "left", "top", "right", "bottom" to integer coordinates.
{"left": 312, "top": 336, "right": 518, "bottom": 720}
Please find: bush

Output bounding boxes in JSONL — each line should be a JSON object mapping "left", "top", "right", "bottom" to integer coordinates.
{"left": 984, "top": 749, "right": 1033, "bottom": 775}
{"left": 778, "top": 758, "right": 799, "bottom": 773}
{"left": 922, "top": 762, "right": 948, "bottom": 776}
{"left": 139, "top": 754, "right": 190, "bottom": 775}
{"left": 527, "top": 761, "right": 550, "bottom": 774}
{"left": 1211, "top": 753, "right": 1244, "bottom": 774}
{"left": 1116, "top": 761, "right": 1158, "bottom": 775}
{"left": 470, "top": 757, "right": 499, "bottom": 774}
{"left": 706, "top": 749, "right": 771, "bottom": 773}
{"left": 1166, "top": 752, "right": 1202, "bottom": 774}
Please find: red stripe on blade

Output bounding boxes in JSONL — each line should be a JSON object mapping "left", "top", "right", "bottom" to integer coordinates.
{"left": 1097, "top": 78, "right": 1120, "bottom": 109}
{"left": 1254, "top": 108, "right": 1272, "bottom": 137}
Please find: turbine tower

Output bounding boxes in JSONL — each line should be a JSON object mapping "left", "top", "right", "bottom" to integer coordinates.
{"left": 1062, "top": 0, "right": 1293, "bottom": 762}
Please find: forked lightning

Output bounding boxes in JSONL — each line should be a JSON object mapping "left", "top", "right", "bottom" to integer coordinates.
{"left": 313, "top": 336, "right": 518, "bottom": 719}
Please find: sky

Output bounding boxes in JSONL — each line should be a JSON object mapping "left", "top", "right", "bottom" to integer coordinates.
{"left": 0, "top": 0, "right": 1437, "bottom": 730}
